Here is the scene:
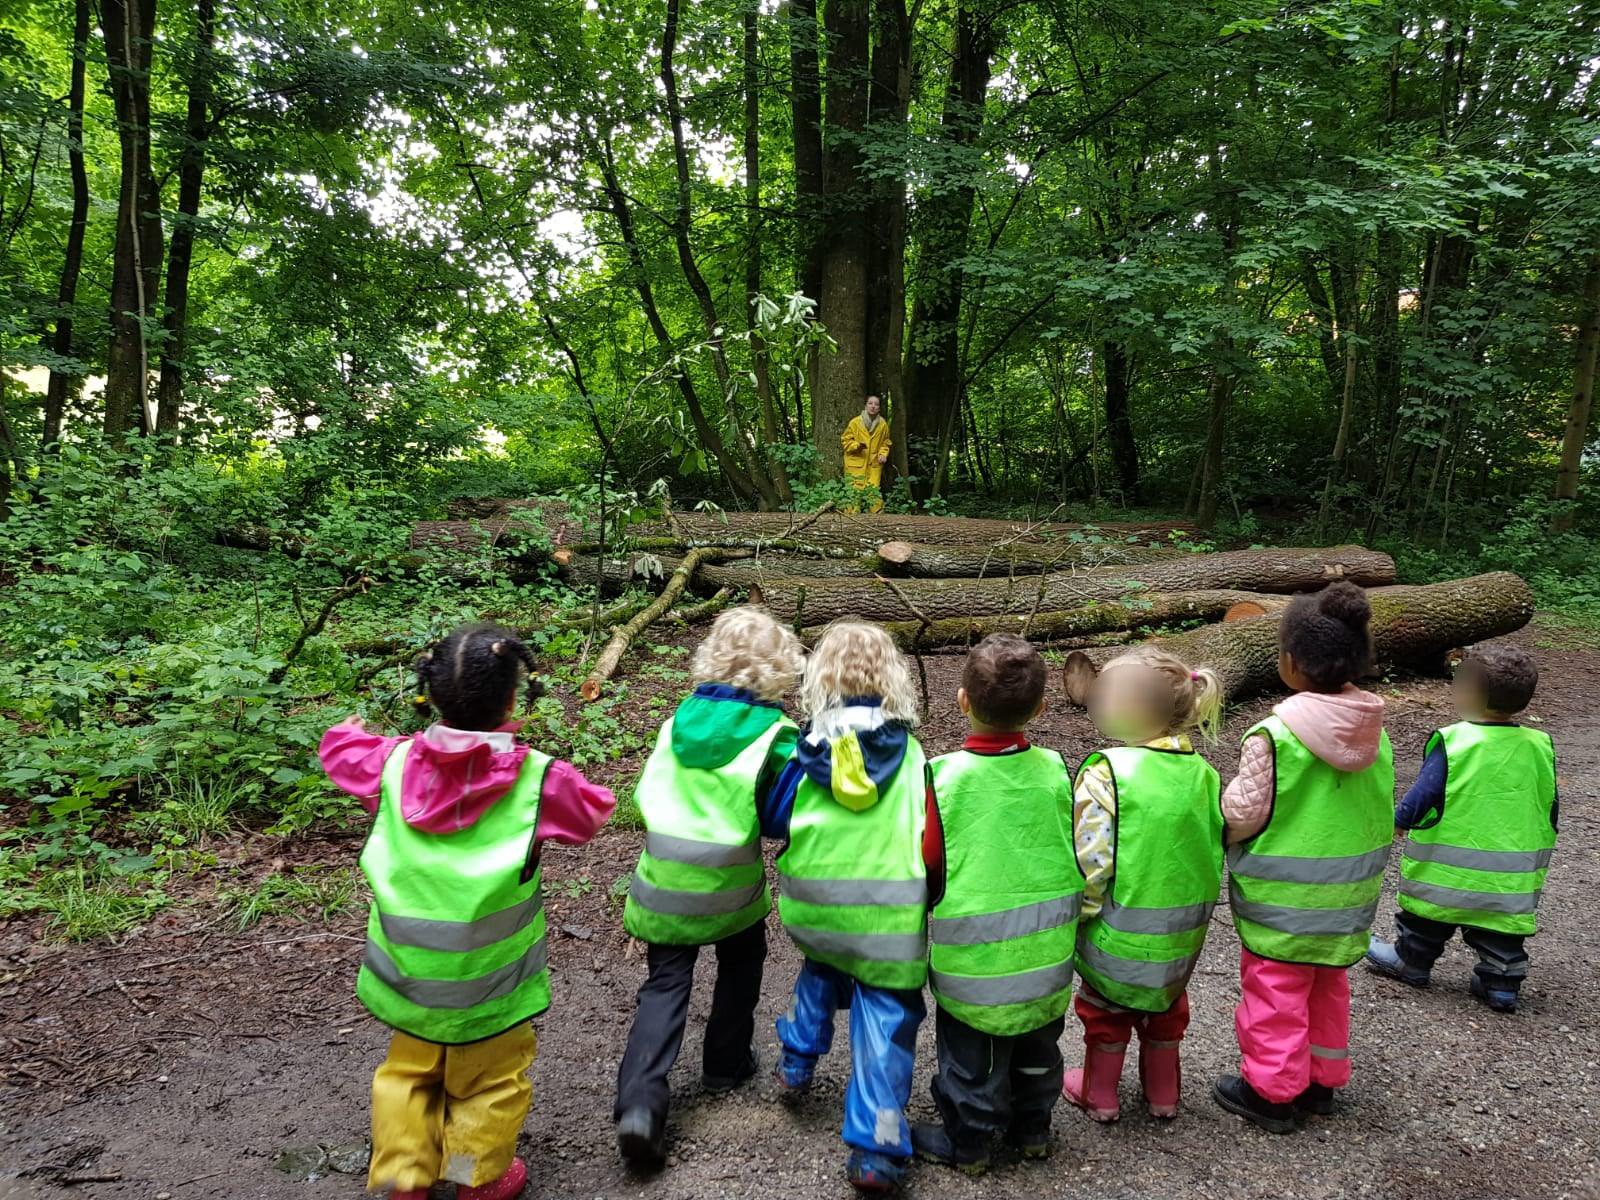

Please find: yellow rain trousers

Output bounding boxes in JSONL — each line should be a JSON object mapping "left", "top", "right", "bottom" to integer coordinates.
{"left": 367, "top": 1023, "right": 537, "bottom": 1192}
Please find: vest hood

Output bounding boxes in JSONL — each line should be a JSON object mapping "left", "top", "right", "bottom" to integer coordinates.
{"left": 394, "top": 722, "right": 532, "bottom": 833}
{"left": 796, "top": 697, "right": 910, "bottom": 812}
{"left": 1274, "top": 686, "right": 1387, "bottom": 773}
{"left": 670, "top": 684, "right": 784, "bottom": 769}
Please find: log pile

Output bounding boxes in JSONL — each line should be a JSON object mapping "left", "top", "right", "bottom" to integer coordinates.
{"left": 468, "top": 504, "right": 1531, "bottom": 703}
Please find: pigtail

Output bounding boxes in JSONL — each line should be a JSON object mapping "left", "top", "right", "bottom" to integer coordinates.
{"left": 412, "top": 650, "right": 436, "bottom": 722}
{"left": 512, "top": 641, "right": 546, "bottom": 704}
{"left": 1185, "top": 666, "right": 1225, "bottom": 744}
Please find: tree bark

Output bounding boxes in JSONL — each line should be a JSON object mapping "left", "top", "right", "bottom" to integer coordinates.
{"left": 788, "top": 0, "right": 823, "bottom": 310}
{"left": 1062, "top": 573, "right": 1535, "bottom": 705}
{"left": 1194, "top": 361, "right": 1235, "bottom": 529}
{"left": 866, "top": 0, "right": 911, "bottom": 484}
{"left": 154, "top": 0, "right": 214, "bottom": 437}
{"left": 900, "top": 3, "right": 999, "bottom": 498}
{"left": 831, "top": 588, "right": 1291, "bottom": 650}
{"left": 874, "top": 538, "right": 1183, "bottom": 577}
{"left": 748, "top": 546, "right": 1396, "bottom": 624}
{"left": 43, "top": 0, "right": 92, "bottom": 450}
{"left": 811, "top": 0, "right": 872, "bottom": 476}
{"left": 743, "top": 0, "right": 793, "bottom": 505}
{"left": 658, "top": 510, "right": 1194, "bottom": 549}
{"left": 581, "top": 548, "right": 716, "bottom": 701}
{"left": 1554, "top": 251, "right": 1600, "bottom": 529}
{"left": 1102, "top": 339, "right": 1138, "bottom": 503}
{"left": 102, "top": 0, "right": 163, "bottom": 442}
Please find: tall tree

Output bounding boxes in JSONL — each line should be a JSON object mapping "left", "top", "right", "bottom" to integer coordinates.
{"left": 1554, "top": 253, "right": 1600, "bottom": 529}
{"left": 42, "top": 0, "right": 91, "bottom": 450}
{"left": 101, "top": 0, "right": 163, "bottom": 441}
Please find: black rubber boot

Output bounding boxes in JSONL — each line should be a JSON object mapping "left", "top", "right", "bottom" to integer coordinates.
{"left": 1212, "top": 1075, "right": 1297, "bottom": 1134}
{"left": 616, "top": 1106, "right": 666, "bottom": 1170}
{"left": 1293, "top": 1083, "right": 1336, "bottom": 1116}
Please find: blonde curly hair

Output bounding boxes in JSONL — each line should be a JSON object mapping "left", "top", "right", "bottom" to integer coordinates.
{"left": 800, "top": 620, "right": 920, "bottom": 725}
{"left": 1099, "top": 646, "right": 1224, "bottom": 742}
{"left": 690, "top": 606, "right": 804, "bottom": 702}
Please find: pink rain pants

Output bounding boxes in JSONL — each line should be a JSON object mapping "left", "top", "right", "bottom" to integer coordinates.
{"left": 1235, "top": 948, "right": 1352, "bottom": 1104}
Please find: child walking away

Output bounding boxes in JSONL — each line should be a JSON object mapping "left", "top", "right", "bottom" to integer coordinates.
{"left": 614, "top": 608, "right": 805, "bottom": 1168}
{"left": 1215, "top": 584, "right": 1394, "bottom": 1134}
{"left": 319, "top": 623, "right": 615, "bottom": 1200}
{"left": 912, "top": 635, "right": 1083, "bottom": 1175}
{"left": 1367, "top": 644, "right": 1556, "bottom": 1014}
{"left": 1066, "top": 647, "right": 1224, "bottom": 1124}
{"left": 768, "top": 621, "right": 931, "bottom": 1193}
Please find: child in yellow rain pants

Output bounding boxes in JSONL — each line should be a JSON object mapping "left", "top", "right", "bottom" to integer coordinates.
{"left": 320, "top": 622, "right": 614, "bottom": 1199}
{"left": 842, "top": 395, "right": 892, "bottom": 512}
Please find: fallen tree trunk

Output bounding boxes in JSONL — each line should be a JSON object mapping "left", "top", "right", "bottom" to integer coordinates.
{"left": 1060, "top": 572, "right": 1535, "bottom": 705}
{"left": 874, "top": 538, "right": 1183, "bottom": 577}
{"left": 808, "top": 589, "right": 1287, "bottom": 649}
{"left": 656, "top": 511, "right": 1194, "bottom": 549}
{"left": 748, "top": 546, "right": 1395, "bottom": 625}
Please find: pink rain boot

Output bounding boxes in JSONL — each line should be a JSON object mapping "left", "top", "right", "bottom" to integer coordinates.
{"left": 1062, "top": 1041, "right": 1126, "bottom": 1122}
{"left": 457, "top": 1158, "right": 528, "bottom": 1200}
{"left": 1139, "top": 1038, "right": 1182, "bottom": 1119}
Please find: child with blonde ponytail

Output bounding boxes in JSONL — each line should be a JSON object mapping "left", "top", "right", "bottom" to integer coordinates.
{"left": 1064, "top": 647, "right": 1225, "bottom": 1123}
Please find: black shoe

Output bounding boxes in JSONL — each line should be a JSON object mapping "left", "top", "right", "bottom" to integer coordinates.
{"left": 1293, "top": 1083, "right": 1336, "bottom": 1116}
{"left": 911, "top": 1122, "right": 989, "bottom": 1176}
{"left": 702, "top": 1047, "right": 759, "bottom": 1093}
{"left": 1470, "top": 974, "right": 1519, "bottom": 1014}
{"left": 1212, "top": 1075, "right": 1297, "bottom": 1134}
{"left": 616, "top": 1106, "right": 666, "bottom": 1169}
{"left": 1003, "top": 1121, "right": 1052, "bottom": 1160}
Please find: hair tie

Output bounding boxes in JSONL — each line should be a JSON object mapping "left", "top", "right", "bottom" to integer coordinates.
{"left": 1189, "top": 671, "right": 1201, "bottom": 681}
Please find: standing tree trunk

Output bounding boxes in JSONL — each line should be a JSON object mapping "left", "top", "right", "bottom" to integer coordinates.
{"left": 155, "top": 0, "right": 214, "bottom": 438}
{"left": 811, "top": 0, "right": 872, "bottom": 478}
{"left": 1554, "top": 252, "right": 1600, "bottom": 530}
{"left": 1194, "top": 362, "right": 1236, "bottom": 529}
{"left": 102, "top": 0, "right": 164, "bottom": 443}
{"left": 1102, "top": 339, "right": 1138, "bottom": 503}
{"left": 743, "top": 0, "right": 793, "bottom": 505}
{"left": 866, "top": 0, "right": 912, "bottom": 485}
{"left": 43, "top": 0, "right": 91, "bottom": 451}
{"left": 1317, "top": 318, "right": 1360, "bottom": 534}
{"left": 900, "top": 3, "right": 999, "bottom": 498}
{"left": 788, "top": 0, "right": 823, "bottom": 308}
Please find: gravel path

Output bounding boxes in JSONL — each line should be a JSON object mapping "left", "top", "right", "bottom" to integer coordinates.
{"left": 3, "top": 622, "right": 1597, "bottom": 1200}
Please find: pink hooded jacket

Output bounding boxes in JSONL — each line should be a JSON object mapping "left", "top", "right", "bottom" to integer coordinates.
{"left": 1222, "top": 686, "right": 1387, "bottom": 844}
{"left": 318, "top": 718, "right": 615, "bottom": 843}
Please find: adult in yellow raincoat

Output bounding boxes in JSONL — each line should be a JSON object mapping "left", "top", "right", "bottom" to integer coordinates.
{"left": 841, "top": 394, "right": 891, "bottom": 512}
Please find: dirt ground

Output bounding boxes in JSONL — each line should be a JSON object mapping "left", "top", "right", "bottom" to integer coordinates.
{"left": 3, "top": 621, "right": 1599, "bottom": 1200}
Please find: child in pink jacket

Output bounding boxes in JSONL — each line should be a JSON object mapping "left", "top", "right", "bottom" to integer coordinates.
{"left": 321, "top": 622, "right": 614, "bottom": 1200}
{"left": 1214, "top": 584, "right": 1395, "bottom": 1133}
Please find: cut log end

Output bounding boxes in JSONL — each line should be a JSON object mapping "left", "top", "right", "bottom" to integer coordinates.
{"left": 1225, "top": 600, "right": 1270, "bottom": 621}
{"left": 552, "top": 547, "right": 574, "bottom": 567}
{"left": 748, "top": 581, "right": 765, "bottom": 606}
{"left": 1062, "top": 651, "right": 1099, "bottom": 706}
{"left": 579, "top": 679, "right": 603, "bottom": 702}
{"left": 877, "top": 540, "right": 915, "bottom": 566}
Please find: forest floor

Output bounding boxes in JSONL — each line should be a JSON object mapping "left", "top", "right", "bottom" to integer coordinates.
{"left": 3, "top": 618, "right": 1599, "bottom": 1200}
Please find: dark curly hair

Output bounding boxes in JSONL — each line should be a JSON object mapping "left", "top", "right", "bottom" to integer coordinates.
{"left": 413, "top": 622, "right": 545, "bottom": 731}
{"left": 1278, "top": 582, "right": 1374, "bottom": 693}
{"left": 1457, "top": 643, "right": 1538, "bottom": 714}
{"left": 962, "top": 634, "right": 1048, "bottom": 730}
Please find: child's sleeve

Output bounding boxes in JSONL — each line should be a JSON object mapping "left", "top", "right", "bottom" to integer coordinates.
{"left": 923, "top": 771, "right": 945, "bottom": 908}
{"left": 1394, "top": 744, "right": 1447, "bottom": 830}
{"left": 1072, "top": 762, "right": 1116, "bottom": 919}
{"left": 318, "top": 720, "right": 406, "bottom": 813}
{"left": 536, "top": 761, "right": 617, "bottom": 847}
{"left": 759, "top": 759, "right": 803, "bottom": 841}
{"left": 1222, "top": 732, "right": 1275, "bottom": 845}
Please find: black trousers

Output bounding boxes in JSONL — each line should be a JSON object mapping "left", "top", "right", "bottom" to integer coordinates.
{"left": 930, "top": 1005, "right": 1065, "bottom": 1147}
{"left": 1395, "top": 910, "right": 1529, "bottom": 991}
{"left": 613, "top": 920, "right": 766, "bottom": 1122}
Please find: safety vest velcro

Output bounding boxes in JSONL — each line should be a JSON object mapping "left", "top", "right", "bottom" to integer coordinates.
{"left": 358, "top": 743, "right": 551, "bottom": 1044}
{"left": 1227, "top": 715, "right": 1394, "bottom": 967}
{"left": 927, "top": 747, "right": 1084, "bottom": 1035}
{"left": 624, "top": 717, "right": 790, "bottom": 945}
{"left": 776, "top": 738, "right": 929, "bottom": 991}
{"left": 1399, "top": 722, "right": 1556, "bottom": 936}
{"left": 1073, "top": 746, "right": 1223, "bottom": 1012}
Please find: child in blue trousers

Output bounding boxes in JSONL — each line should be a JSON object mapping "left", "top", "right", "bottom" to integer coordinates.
{"left": 763, "top": 620, "right": 935, "bottom": 1194}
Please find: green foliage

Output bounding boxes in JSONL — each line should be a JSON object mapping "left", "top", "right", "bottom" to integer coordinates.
{"left": 221, "top": 866, "right": 361, "bottom": 930}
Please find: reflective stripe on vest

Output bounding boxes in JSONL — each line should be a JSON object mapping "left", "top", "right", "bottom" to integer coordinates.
{"left": 357, "top": 744, "right": 551, "bottom": 1044}
{"left": 776, "top": 737, "right": 929, "bottom": 991}
{"left": 1227, "top": 715, "right": 1394, "bottom": 967}
{"left": 624, "top": 715, "right": 790, "bottom": 945}
{"left": 1074, "top": 746, "right": 1223, "bottom": 1012}
{"left": 927, "top": 747, "right": 1084, "bottom": 1036}
{"left": 1399, "top": 723, "right": 1556, "bottom": 937}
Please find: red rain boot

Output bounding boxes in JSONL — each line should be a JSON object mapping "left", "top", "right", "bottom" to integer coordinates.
{"left": 457, "top": 1158, "right": 528, "bottom": 1200}
{"left": 1139, "top": 1038, "right": 1182, "bottom": 1119}
{"left": 1062, "top": 1041, "right": 1126, "bottom": 1122}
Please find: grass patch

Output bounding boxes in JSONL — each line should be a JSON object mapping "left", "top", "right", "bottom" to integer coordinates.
{"left": 1531, "top": 613, "right": 1600, "bottom": 651}
{"left": 221, "top": 865, "right": 361, "bottom": 930}
{"left": 29, "top": 866, "right": 172, "bottom": 941}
